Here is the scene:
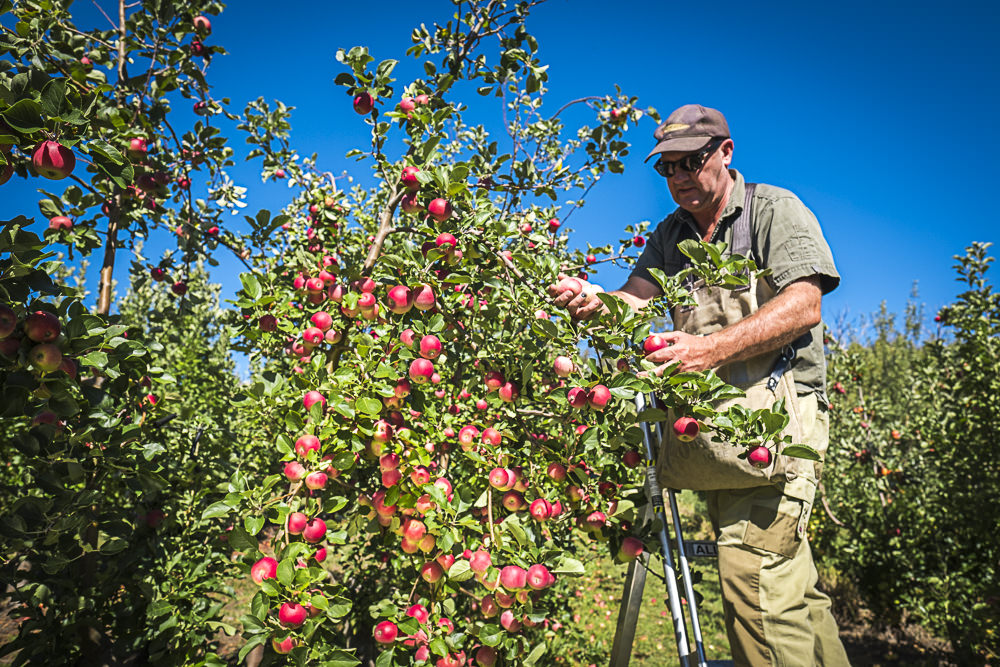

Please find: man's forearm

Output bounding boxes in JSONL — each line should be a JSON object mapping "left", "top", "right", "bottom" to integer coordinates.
{"left": 607, "top": 289, "right": 649, "bottom": 313}
{"left": 707, "top": 278, "right": 822, "bottom": 367}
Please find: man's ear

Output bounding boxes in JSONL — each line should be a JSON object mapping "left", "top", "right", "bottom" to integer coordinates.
{"left": 721, "top": 138, "right": 734, "bottom": 167}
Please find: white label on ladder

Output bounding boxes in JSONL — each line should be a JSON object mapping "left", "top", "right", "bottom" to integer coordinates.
{"left": 683, "top": 541, "right": 719, "bottom": 558}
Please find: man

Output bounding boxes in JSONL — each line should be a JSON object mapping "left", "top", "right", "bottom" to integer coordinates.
{"left": 549, "top": 104, "right": 850, "bottom": 666}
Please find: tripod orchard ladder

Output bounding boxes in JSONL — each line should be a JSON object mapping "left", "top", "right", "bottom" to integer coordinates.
{"left": 609, "top": 393, "right": 733, "bottom": 667}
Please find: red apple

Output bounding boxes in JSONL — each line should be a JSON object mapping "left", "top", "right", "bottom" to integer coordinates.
{"left": 400, "top": 165, "right": 420, "bottom": 191}
{"left": 475, "top": 646, "right": 498, "bottom": 666}
{"left": 427, "top": 198, "right": 452, "bottom": 222}
{"left": 673, "top": 416, "right": 699, "bottom": 442}
{"left": 400, "top": 192, "right": 423, "bottom": 214}
{"left": 353, "top": 92, "right": 374, "bottom": 114}
{"left": 279, "top": 602, "right": 307, "bottom": 628}
{"left": 287, "top": 512, "right": 308, "bottom": 534}
{"left": 171, "top": 281, "right": 187, "bottom": 296}
{"left": 498, "top": 382, "right": 518, "bottom": 403}
{"left": 644, "top": 333, "right": 670, "bottom": 354}
{"left": 302, "top": 391, "right": 326, "bottom": 410}
{"left": 502, "top": 491, "right": 525, "bottom": 511}
{"left": 386, "top": 285, "right": 413, "bottom": 314}
{"left": 481, "top": 427, "right": 501, "bottom": 446}
{"left": 418, "top": 334, "right": 442, "bottom": 360}
{"left": 555, "top": 276, "right": 582, "bottom": 296}
{"left": 24, "top": 311, "right": 59, "bottom": 343}
{"left": 400, "top": 97, "right": 416, "bottom": 114}
{"left": 126, "top": 137, "right": 147, "bottom": 161}
{"left": 489, "top": 467, "right": 516, "bottom": 491}
{"left": 406, "top": 604, "right": 430, "bottom": 624}
{"left": 546, "top": 462, "right": 567, "bottom": 480}
{"left": 310, "top": 311, "right": 333, "bottom": 331}
{"left": 526, "top": 563, "right": 553, "bottom": 590}
{"left": 295, "top": 434, "right": 321, "bottom": 458}
{"left": 587, "top": 384, "right": 611, "bottom": 411}
{"left": 305, "top": 471, "right": 328, "bottom": 490}
{"left": 469, "top": 549, "right": 492, "bottom": 574}
{"left": 529, "top": 498, "right": 552, "bottom": 521}
{"left": 421, "top": 561, "right": 444, "bottom": 583}
{"left": 193, "top": 15, "right": 212, "bottom": 34}
{"left": 623, "top": 449, "right": 642, "bottom": 468}
{"left": 283, "top": 461, "right": 306, "bottom": 481}
{"left": 567, "top": 387, "right": 588, "bottom": 409}
{"left": 553, "top": 355, "right": 574, "bottom": 377}
{"left": 31, "top": 140, "right": 75, "bottom": 180}
{"left": 251, "top": 556, "right": 278, "bottom": 584}
{"left": 618, "top": 536, "right": 644, "bottom": 561}
{"left": 499, "top": 609, "right": 521, "bottom": 632}
{"left": 484, "top": 370, "right": 505, "bottom": 392}
{"left": 748, "top": 445, "right": 772, "bottom": 469}
{"left": 302, "top": 518, "right": 327, "bottom": 543}
{"left": 271, "top": 636, "right": 296, "bottom": 654}
{"left": 500, "top": 565, "right": 527, "bottom": 591}
{"left": 412, "top": 283, "right": 435, "bottom": 311}
{"left": 48, "top": 216, "right": 73, "bottom": 231}
{"left": 409, "top": 358, "right": 435, "bottom": 384}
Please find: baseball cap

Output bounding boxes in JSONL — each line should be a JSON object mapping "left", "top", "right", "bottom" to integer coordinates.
{"left": 645, "top": 104, "right": 730, "bottom": 162}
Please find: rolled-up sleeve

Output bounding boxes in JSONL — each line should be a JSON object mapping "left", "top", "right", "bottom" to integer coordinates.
{"left": 755, "top": 195, "right": 840, "bottom": 295}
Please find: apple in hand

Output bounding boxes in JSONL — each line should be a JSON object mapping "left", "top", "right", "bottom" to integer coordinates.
{"left": 644, "top": 334, "right": 670, "bottom": 355}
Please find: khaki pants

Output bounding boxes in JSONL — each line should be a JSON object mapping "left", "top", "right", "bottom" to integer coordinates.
{"left": 704, "top": 394, "right": 850, "bottom": 666}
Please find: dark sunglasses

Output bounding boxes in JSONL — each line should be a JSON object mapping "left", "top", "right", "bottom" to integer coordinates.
{"left": 653, "top": 139, "right": 724, "bottom": 177}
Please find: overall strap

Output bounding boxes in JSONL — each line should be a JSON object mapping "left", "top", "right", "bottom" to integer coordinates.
{"left": 732, "top": 182, "right": 757, "bottom": 292}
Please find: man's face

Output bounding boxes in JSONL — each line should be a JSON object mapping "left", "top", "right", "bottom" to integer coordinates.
{"left": 657, "top": 139, "right": 734, "bottom": 213}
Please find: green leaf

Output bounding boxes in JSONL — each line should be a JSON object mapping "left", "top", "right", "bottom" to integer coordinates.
{"left": 78, "top": 350, "right": 108, "bottom": 367}
{"left": 1, "top": 98, "right": 44, "bottom": 132}
{"left": 447, "top": 559, "right": 473, "bottom": 582}
{"left": 237, "top": 634, "right": 267, "bottom": 663}
{"left": 374, "top": 646, "right": 395, "bottom": 667}
{"left": 277, "top": 558, "right": 294, "bottom": 587}
{"left": 244, "top": 515, "right": 265, "bottom": 536}
{"left": 552, "top": 557, "right": 585, "bottom": 575}
{"left": 356, "top": 396, "right": 382, "bottom": 416}
{"left": 524, "top": 642, "right": 547, "bottom": 666}
{"left": 201, "top": 501, "right": 231, "bottom": 520}
{"left": 39, "top": 79, "right": 67, "bottom": 117}
{"left": 781, "top": 444, "right": 821, "bottom": 461}
{"left": 241, "top": 273, "right": 262, "bottom": 300}
{"left": 87, "top": 139, "right": 126, "bottom": 166}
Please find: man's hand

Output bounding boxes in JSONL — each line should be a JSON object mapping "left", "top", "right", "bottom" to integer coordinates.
{"left": 642, "top": 330, "right": 720, "bottom": 375}
{"left": 546, "top": 273, "right": 605, "bottom": 320}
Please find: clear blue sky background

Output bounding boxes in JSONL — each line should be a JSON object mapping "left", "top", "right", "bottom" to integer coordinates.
{"left": 5, "top": 0, "right": 998, "bottom": 335}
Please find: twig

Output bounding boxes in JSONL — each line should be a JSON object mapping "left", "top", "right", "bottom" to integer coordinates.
{"left": 818, "top": 482, "right": 846, "bottom": 527}
{"left": 361, "top": 189, "right": 406, "bottom": 273}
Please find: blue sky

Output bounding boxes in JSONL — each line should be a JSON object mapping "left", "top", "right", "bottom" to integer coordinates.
{"left": 5, "top": 0, "right": 999, "bottom": 334}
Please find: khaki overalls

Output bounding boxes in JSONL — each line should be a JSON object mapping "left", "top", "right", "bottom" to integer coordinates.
{"left": 657, "top": 185, "right": 850, "bottom": 666}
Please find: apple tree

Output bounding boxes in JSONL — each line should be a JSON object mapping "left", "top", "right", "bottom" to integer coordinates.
{"left": 817, "top": 243, "right": 999, "bottom": 662}
{"left": 0, "top": 0, "right": 264, "bottom": 663}
{"left": 217, "top": 2, "right": 815, "bottom": 665}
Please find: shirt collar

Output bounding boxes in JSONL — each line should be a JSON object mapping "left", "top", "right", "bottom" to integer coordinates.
{"left": 674, "top": 169, "right": 746, "bottom": 238}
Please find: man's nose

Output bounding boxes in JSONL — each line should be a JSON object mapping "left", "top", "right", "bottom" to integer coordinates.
{"left": 670, "top": 169, "right": 692, "bottom": 185}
